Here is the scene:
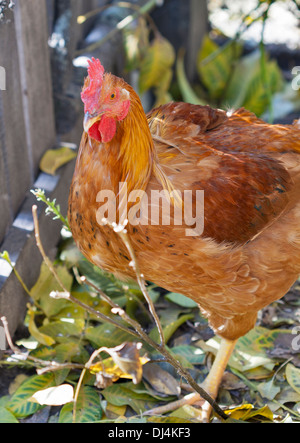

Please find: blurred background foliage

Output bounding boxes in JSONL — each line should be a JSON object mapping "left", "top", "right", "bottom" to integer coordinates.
{"left": 1, "top": 0, "right": 300, "bottom": 424}
{"left": 119, "top": 0, "right": 300, "bottom": 122}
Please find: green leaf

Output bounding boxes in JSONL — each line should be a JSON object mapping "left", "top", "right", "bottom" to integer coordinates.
{"left": 242, "top": 57, "right": 283, "bottom": 116}
{"left": 53, "top": 290, "right": 110, "bottom": 323}
{"left": 286, "top": 363, "right": 300, "bottom": 395}
{"left": 39, "top": 320, "right": 84, "bottom": 344}
{"left": 29, "top": 345, "right": 56, "bottom": 361}
{"left": 75, "top": 258, "right": 128, "bottom": 301}
{"left": 223, "top": 49, "right": 283, "bottom": 116}
{"left": 39, "top": 146, "right": 77, "bottom": 176}
{"left": 223, "top": 50, "right": 261, "bottom": 109}
{"left": 176, "top": 49, "right": 205, "bottom": 105}
{"left": 171, "top": 345, "right": 205, "bottom": 365}
{"left": 197, "top": 36, "right": 242, "bottom": 100}
{"left": 150, "top": 313, "right": 194, "bottom": 344}
{"left": 6, "top": 373, "right": 55, "bottom": 418}
{"left": 101, "top": 384, "right": 156, "bottom": 414}
{"left": 165, "top": 292, "right": 198, "bottom": 308}
{"left": 153, "top": 68, "right": 173, "bottom": 106}
{"left": 30, "top": 262, "right": 73, "bottom": 317}
{"left": 139, "top": 35, "right": 175, "bottom": 94}
{"left": 85, "top": 323, "right": 136, "bottom": 349}
{"left": 0, "top": 407, "right": 19, "bottom": 423}
{"left": 256, "top": 378, "right": 280, "bottom": 400}
{"left": 59, "top": 386, "right": 102, "bottom": 423}
{"left": 54, "top": 342, "right": 89, "bottom": 365}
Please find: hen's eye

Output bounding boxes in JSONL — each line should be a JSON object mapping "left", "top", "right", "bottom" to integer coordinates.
{"left": 110, "top": 93, "right": 115, "bottom": 99}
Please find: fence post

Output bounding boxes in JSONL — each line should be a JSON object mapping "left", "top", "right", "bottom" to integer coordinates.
{"left": 14, "top": 0, "right": 56, "bottom": 177}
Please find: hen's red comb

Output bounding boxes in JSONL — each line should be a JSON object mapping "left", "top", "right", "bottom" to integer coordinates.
{"left": 81, "top": 57, "right": 105, "bottom": 113}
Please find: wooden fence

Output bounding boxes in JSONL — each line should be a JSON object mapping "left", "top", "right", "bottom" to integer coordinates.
{"left": 0, "top": 0, "right": 105, "bottom": 242}
{"left": 0, "top": 0, "right": 117, "bottom": 337}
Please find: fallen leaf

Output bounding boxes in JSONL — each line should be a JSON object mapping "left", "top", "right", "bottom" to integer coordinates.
{"left": 221, "top": 372, "right": 246, "bottom": 391}
{"left": 30, "top": 384, "right": 74, "bottom": 406}
{"left": 40, "top": 146, "right": 77, "bottom": 175}
{"left": 286, "top": 363, "right": 300, "bottom": 395}
{"left": 142, "top": 362, "right": 181, "bottom": 397}
{"left": 224, "top": 403, "right": 273, "bottom": 422}
{"left": 90, "top": 342, "right": 148, "bottom": 385}
{"left": 169, "top": 404, "right": 201, "bottom": 420}
{"left": 104, "top": 402, "right": 127, "bottom": 420}
{"left": 257, "top": 378, "right": 281, "bottom": 400}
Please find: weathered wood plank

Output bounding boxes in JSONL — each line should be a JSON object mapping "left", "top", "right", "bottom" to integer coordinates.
{"left": 45, "top": 0, "right": 56, "bottom": 34}
{"left": 0, "top": 158, "right": 76, "bottom": 339}
{"left": 0, "top": 11, "right": 32, "bottom": 228}
{"left": 14, "top": 0, "right": 56, "bottom": 175}
{"left": 0, "top": 131, "right": 11, "bottom": 242}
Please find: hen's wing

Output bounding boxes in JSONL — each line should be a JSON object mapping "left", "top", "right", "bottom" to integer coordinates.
{"left": 147, "top": 103, "right": 300, "bottom": 245}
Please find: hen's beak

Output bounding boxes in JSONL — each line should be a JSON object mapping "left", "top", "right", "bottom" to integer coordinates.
{"left": 83, "top": 112, "right": 103, "bottom": 133}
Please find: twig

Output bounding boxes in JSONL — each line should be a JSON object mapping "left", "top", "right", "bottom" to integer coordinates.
{"left": 49, "top": 290, "right": 141, "bottom": 340}
{"left": 103, "top": 220, "right": 227, "bottom": 419}
{"left": 31, "top": 189, "right": 70, "bottom": 231}
{"left": 36, "top": 362, "right": 84, "bottom": 375}
{"left": 54, "top": 278, "right": 226, "bottom": 418}
{"left": 0, "top": 251, "right": 31, "bottom": 297}
{"left": 73, "top": 367, "right": 87, "bottom": 423}
{"left": 108, "top": 219, "right": 165, "bottom": 347}
{"left": 32, "top": 205, "right": 69, "bottom": 293}
{"left": 80, "top": 276, "right": 147, "bottom": 337}
{"left": 32, "top": 205, "right": 141, "bottom": 340}
{"left": 0, "top": 316, "right": 19, "bottom": 354}
{"left": 0, "top": 316, "right": 84, "bottom": 373}
{"left": 31, "top": 205, "right": 227, "bottom": 419}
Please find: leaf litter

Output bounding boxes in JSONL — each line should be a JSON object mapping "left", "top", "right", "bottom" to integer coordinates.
{"left": 1, "top": 235, "right": 300, "bottom": 423}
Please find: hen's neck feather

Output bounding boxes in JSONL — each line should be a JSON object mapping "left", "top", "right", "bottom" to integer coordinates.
{"left": 79, "top": 81, "right": 175, "bottom": 204}
{"left": 114, "top": 84, "right": 155, "bottom": 193}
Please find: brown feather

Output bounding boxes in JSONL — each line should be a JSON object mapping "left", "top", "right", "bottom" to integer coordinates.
{"left": 69, "top": 77, "right": 300, "bottom": 341}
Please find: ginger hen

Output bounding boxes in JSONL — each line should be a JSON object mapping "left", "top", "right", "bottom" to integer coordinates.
{"left": 68, "top": 58, "right": 300, "bottom": 420}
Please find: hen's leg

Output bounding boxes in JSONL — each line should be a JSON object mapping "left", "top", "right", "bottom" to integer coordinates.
{"left": 200, "top": 338, "right": 237, "bottom": 421}
{"left": 145, "top": 338, "right": 237, "bottom": 422}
